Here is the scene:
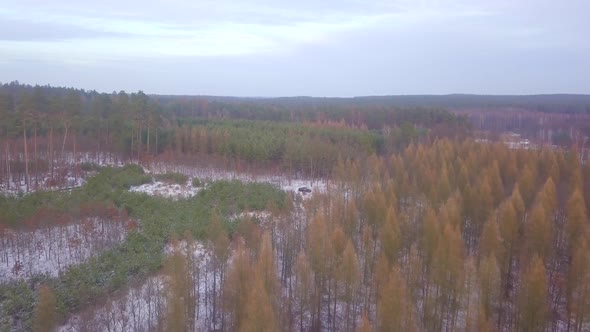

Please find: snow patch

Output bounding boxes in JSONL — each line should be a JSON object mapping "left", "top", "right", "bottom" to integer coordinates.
{"left": 129, "top": 180, "right": 201, "bottom": 199}
{"left": 60, "top": 241, "right": 212, "bottom": 332}
{"left": 139, "top": 162, "right": 328, "bottom": 198}
{"left": 0, "top": 218, "right": 129, "bottom": 282}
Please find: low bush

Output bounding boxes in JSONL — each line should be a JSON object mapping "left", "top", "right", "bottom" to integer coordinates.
{"left": 192, "top": 177, "right": 204, "bottom": 187}
{"left": 154, "top": 172, "right": 188, "bottom": 184}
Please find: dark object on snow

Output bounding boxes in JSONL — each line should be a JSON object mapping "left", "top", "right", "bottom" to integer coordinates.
{"left": 298, "top": 187, "right": 312, "bottom": 193}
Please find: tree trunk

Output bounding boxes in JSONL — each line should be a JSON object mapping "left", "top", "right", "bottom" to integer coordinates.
{"left": 212, "top": 268, "right": 217, "bottom": 329}
{"left": 147, "top": 124, "right": 150, "bottom": 155}
{"left": 34, "top": 120, "right": 38, "bottom": 188}
{"left": 106, "top": 124, "right": 111, "bottom": 163}
{"left": 73, "top": 130, "right": 77, "bottom": 183}
{"left": 49, "top": 126, "right": 54, "bottom": 180}
{"left": 0, "top": 140, "right": 3, "bottom": 187}
{"left": 97, "top": 122, "right": 101, "bottom": 163}
{"left": 23, "top": 122, "right": 29, "bottom": 192}
{"left": 131, "top": 126, "right": 134, "bottom": 161}
{"left": 137, "top": 120, "right": 142, "bottom": 160}
{"left": 5, "top": 142, "right": 10, "bottom": 190}
{"left": 61, "top": 124, "right": 68, "bottom": 162}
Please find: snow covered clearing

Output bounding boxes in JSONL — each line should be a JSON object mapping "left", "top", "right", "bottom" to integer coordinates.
{"left": 59, "top": 274, "right": 168, "bottom": 332}
{"left": 137, "top": 162, "right": 328, "bottom": 198}
{"left": 0, "top": 153, "right": 125, "bottom": 196}
{"left": 1, "top": 155, "right": 328, "bottom": 198}
{"left": 59, "top": 241, "right": 214, "bottom": 332}
{"left": 0, "top": 175, "right": 86, "bottom": 197}
{"left": 0, "top": 217, "right": 130, "bottom": 282}
{"left": 228, "top": 210, "right": 271, "bottom": 223}
{"left": 129, "top": 180, "right": 201, "bottom": 199}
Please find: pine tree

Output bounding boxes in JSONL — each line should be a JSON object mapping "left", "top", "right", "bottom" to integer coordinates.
{"left": 242, "top": 278, "right": 277, "bottom": 332}
{"left": 223, "top": 241, "right": 252, "bottom": 330}
{"left": 479, "top": 215, "right": 503, "bottom": 262}
{"left": 510, "top": 185, "right": 526, "bottom": 223}
{"left": 566, "top": 149, "right": 582, "bottom": 193}
{"left": 477, "top": 178, "right": 494, "bottom": 228}
{"left": 294, "top": 251, "right": 313, "bottom": 332}
{"left": 363, "top": 185, "right": 388, "bottom": 235}
{"left": 421, "top": 207, "right": 439, "bottom": 276}
{"left": 498, "top": 201, "right": 518, "bottom": 258}
{"left": 307, "top": 213, "right": 331, "bottom": 330}
{"left": 380, "top": 207, "right": 401, "bottom": 264}
{"left": 207, "top": 211, "right": 229, "bottom": 328}
{"left": 488, "top": 161, "right": 505, "bottom": 206}
{"left": 339, "top": 240, "right": 360, "bottom": 331}
{"left": 436, "top": 165, "right": 452, "bottom": 204}
{"left": 518, "top": 255, "right": 548, "bottom": 332}
{"left": 407, "top": 244, "right": 423, "bottom": 302}
{"left": 536, "top": 178, "right": 557, "bottom": 220}
{"left": 165, "top": 248, "right": 189, "bottom": 332}
{"left": 377, "top": 265, "right": 416, "bottom": 332}
{"left": 525, "top": 203, "right": 553, "bottom": 261}
{"left": 463, "top": 256, "right": 479, "bottom": 331}
{"left": 497, "top": 200, "right": 519, "bottom": 303}
{"left": 356, "top": 312, "right": 373, "bottom": 332}
{"left": 33, "top": 285, "right": 57, "bottom": 332}
{"left": 567, "top": 238, "right": 590, "bottom": 332}
{"left": 518, "top": 165, "right": 537, "bottom": 208}
{"left": 429, "top": 223, "right": 465, "bottom": 331}
{"left": 478, "top": 254, "right": 501, "bottom": 322}
{"left": 256, "top": 232, "right": 279, "bottom": 305}
{"left": 439, "top": 192, "right": 463, "bottom": 231}
{"left": 342, "top": 199, "right": 360, "bottom": 240}
{"left": 566, "top": 189, "right": 588, "bottom": 252}
{"left": 539, "top": 150, "right": 560, "bottom": 185}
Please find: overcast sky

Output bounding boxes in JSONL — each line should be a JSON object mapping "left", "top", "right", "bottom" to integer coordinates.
{"left": 0, "top": 0, "right": 588, "bottom": 96}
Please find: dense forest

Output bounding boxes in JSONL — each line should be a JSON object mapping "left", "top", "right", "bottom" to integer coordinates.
{"left": 0, "top": 82, "right": 469, "bottom": 192}
{"left": 1, "top": 82, "right": 590, "bottom": 332}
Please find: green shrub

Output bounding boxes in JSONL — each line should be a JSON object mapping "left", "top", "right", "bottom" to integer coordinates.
{"left": 192, "top": 177, "right": 204, "bottom": 187}
{"left": 84, "top": 164, "right": 151, "bottom": 192}
{"left": 0, "top": 168, "right": 288, "bottom": 327}
{"left": 154, "top": 172, "right": 188, "bottom": 184}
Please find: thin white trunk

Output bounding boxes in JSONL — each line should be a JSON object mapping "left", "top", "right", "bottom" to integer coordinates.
{"left": 61, "top": 124, "right": 69, "bottom": 160}
{"left": 24, "top": 123, "right": 29, "bottom": 192}
{"left": 5, "top": 142, "right": 10, "bottom": 190}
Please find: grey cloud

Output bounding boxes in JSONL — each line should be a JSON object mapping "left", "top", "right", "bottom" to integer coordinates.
{"left": 0, "top": 18, "right": 126, "bottom": 41}
{"left": 0, "top": 0, "right": 588, "bottom": 96}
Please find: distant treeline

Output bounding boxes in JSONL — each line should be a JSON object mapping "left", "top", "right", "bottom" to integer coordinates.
{"left": 154, "top": 95, "right": 467, "bottom": 129}
{"left": 0, "top": 82, "right": 468, "bottom": 168}
{"left": 0, "top": 81, "right": 471, "bottom": 129}
{"left": 157, "top": 93, "right": 590, "bottom": 115}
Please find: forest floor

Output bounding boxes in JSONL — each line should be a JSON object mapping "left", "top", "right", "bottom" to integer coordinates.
{"left": 1, "top": 157, "right": 323, "bottom": 283}
{"left": 0, "top": 154, "right": 327, "bottom": 198}
{"left": 1, "top": 157, "right": 327, "bottom": 330}
{"left": 0, "top": 217, "right": 129, "bottom": 282}
{"left": 59, "top": 241, "right": 211, "bottom": 332}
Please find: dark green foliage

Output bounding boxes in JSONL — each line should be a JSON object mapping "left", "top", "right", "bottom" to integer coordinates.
{"left": 171, "top": 119, "right": 382, "bottom": 175}
{"left": 0, "top": 82, "right": 470, "bottom": 178}
{"left": 0, "top": 190, "right": 76, "bottom": 228}
{"left": 199, "top": 180, "right": 285, "bottom": 215}
{"left": 0, "top": 281, "right": 35, "bottom": 331}
{"left": 84, "top": 164, "right": 151, "bottom": 192}
{"left": 0, "top": 166, "right": 286, "bottom": 329}
{"left": 192, "top": 177, "right": 204, "bottom": 187}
